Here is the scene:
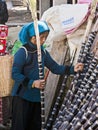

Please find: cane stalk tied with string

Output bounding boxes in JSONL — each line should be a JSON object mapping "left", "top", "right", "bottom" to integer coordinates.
{"left": 29, "top": 0, "right": 45, "bottom": 129}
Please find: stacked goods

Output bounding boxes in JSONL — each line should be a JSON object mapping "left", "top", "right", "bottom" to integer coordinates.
{"left": 0, "top": 25, "right": 13, "bottom": 125}
{"left": 44, "top": 1, "right": 98, "bottom": 129}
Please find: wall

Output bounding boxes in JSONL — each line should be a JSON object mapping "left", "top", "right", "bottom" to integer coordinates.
{"left": 39, "top": 0, "right": 67, "bottom": 18}
{"left": 39, "top": 0, "right": 51, "bottom": 18}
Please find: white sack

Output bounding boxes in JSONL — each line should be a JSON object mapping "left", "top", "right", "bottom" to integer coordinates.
{"left": 60, "top": 4, "right": 89, "bottom": 34}
{"left": 41, "top": 4, "right": 89, "bottom": 40}
{"left": 67, "top": 23, "right": 87, "bottom": 64}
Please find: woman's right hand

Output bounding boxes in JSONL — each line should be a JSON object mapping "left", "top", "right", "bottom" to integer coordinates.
{"left": 32, "top": 79, "right": 45, "bottom": 90}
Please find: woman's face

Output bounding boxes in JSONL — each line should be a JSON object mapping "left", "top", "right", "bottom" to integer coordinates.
{"left": 30, "top": 31, "right": 49, "bottom": 46}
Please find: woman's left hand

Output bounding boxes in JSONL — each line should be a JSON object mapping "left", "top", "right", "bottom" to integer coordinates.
{"left": 74, "top": 63, "right": 84, "bottom": 72}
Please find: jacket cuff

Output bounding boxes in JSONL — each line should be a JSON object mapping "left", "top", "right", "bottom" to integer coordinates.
{"left": 23, "top": 77, "right": 34, "bottom": 89}
{"left": 28, "top": 79, "right": 34, "bottom": 89}
{"left": 70, "top": 66, "right": 75, "bottom": 75}
{"left": 65, "top": 65, "right": 75, "bottom": 75}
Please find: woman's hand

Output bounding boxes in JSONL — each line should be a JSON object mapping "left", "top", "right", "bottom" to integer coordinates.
{"left": 32, "top": 79, "right": 45, "bottom": 90}
{"left": 74, "top": 63, "right": 84, "bottom": 72}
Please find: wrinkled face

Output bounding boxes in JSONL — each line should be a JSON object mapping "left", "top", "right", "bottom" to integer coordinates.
{"left": 30, "top": 31, "right": 49, "bottom": 45}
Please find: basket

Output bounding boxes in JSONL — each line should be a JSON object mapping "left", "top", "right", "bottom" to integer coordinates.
{"left": 0, "top": 55, "right": 14, "bottom": 97}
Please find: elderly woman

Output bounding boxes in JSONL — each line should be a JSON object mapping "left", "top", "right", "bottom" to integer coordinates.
{"left": 11, "top": 21, "right": 84, "bottom": 130}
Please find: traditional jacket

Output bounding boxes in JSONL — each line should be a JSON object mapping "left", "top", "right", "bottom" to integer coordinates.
{"left": 11, "top": 21, "right": 74, "bottom": 102}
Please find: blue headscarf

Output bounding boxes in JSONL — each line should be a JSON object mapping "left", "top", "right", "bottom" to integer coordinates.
{"left": 19, "top": 21, "right": 50, "bottom": 45}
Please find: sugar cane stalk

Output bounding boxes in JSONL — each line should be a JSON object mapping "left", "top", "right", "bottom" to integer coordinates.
{"left": 82, "top": 0, "right": 98, "bottom": 43}
{"left": 28, "top": 0, "right": 45, "bottom": 129}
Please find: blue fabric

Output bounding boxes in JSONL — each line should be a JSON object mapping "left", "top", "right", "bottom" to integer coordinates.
{"left": 11, "top": 43, "right": 74, "bottom": 102}
{"left": 19, "top": 21, "right": 50, "bottom": 45}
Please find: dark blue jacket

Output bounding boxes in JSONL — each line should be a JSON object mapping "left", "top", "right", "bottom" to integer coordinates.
{"left": 11, "top": 43, "right": 74, "bottom": 102}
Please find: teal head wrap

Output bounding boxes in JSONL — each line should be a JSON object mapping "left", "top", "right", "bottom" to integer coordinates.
{"left": 19, "top": 21, "right": 50, "bottom": 45}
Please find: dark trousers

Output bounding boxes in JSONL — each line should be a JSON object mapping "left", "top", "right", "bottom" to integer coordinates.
{"left": 11, "top": 96, "right": 41, "bottom": 130}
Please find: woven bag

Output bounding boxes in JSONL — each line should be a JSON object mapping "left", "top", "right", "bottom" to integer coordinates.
{"left": 0, "top": 55, "right": 14, "bottom": 97}
{"left": 0, "top": 47, "right": 28, "bottom": 97}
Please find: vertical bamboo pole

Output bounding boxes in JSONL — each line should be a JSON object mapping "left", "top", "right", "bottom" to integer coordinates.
{"left": 82, "top": 0, "right": 98, "bottom": 43}
{"left": 28, "top": 0, "right": 45, "bottom": 129}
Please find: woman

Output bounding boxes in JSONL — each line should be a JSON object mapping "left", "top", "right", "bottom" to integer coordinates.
{"left": 11, "top": 21, "right": 84, "bottom": 130}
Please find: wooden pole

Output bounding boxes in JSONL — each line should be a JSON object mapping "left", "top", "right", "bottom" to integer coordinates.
{"left": 82, "top": 0, "right": 98, "bottom": 43}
